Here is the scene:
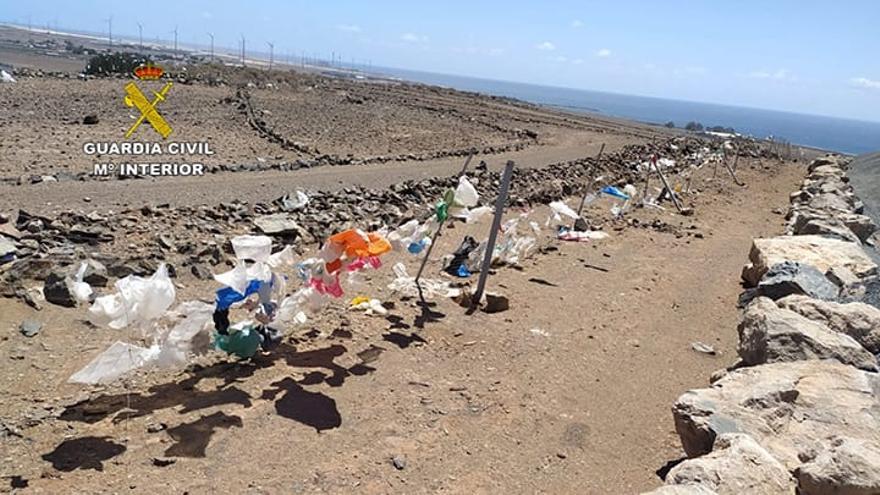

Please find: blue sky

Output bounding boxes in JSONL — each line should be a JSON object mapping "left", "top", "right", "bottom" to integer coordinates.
{"left": 5, "top": 0, "right": 879, "bottom": 122}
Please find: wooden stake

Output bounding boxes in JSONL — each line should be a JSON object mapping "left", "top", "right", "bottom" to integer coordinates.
{"left": 471, "top": 160, "right": 515, "bottom": 308}
{"left": 573, "top": 143, "right": 605, "bottom": 224}
{"left": 414, "top": 152, "right": 475, "bottom": 300}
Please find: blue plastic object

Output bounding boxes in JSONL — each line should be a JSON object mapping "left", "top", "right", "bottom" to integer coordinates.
{"left": 215, "top": 279, "right": 263, "bottom": 310}
{"left": 601, "top": 186, "right": 630, "bottom": 200}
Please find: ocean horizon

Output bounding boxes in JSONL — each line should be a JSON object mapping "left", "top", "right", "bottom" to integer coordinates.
{"left": 379, "top": 67, "right": 880, "bottom": 156}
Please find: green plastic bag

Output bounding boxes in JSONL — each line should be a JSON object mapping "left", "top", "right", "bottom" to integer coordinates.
{"left": 214, "top": 323, "right": 262, "bottom": 359}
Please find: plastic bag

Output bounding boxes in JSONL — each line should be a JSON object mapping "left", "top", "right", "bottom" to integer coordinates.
{"left": 387, "top": 262, "right": 461, "bottom": 299}
{"left": 281, "top": 190, "right": 309, "bottom": 211}
{"left": 67, "top": 261, "right": 93, "bottom": 303}
{"left": 88, "top": 263, "right": 176, "bottom": 329}
{"left": 69, "top": 341, "right": 160, "bottom": 384}
{"left": 454, "top": 176, "right": 479, "bottom": 207}
{"left": 155, "top": 301, "right": 215, "bottom": 367}
{"left": 231, "top": 235, "right": 272, "bottom": 262}
{"left": 456, "top": 205, "right": 492, "bottom": 223}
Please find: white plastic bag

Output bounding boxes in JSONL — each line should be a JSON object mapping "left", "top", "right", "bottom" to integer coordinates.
{"left": 454, "top": 176, "right": 479, "bottom": 207}
{"left": 67, "top": 261, "right": 93, "bottom": 303}
{"left": 69, "top": 341, "right": 160, "bottom": 384}
{"left": 231, "top": 235, "right": 272, "bottom": 262}
{"left": 88, "top": 263, "right": 176, "bottom": 329}
{"left": 281, "top": 190, "right": 309, "bottom": 211}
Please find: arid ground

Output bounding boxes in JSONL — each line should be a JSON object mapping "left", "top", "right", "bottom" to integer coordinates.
{"left": 0, "top": 26, "right": 810, "bottom": 494}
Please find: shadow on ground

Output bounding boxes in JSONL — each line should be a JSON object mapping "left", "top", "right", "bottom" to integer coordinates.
{"left": 49, "top": 338, "right": 388, "bottom": 467}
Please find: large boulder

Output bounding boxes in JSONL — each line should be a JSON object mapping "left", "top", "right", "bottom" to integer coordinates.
{"left": 796, "top": 436, "right": 880, "bottom": 495}
{"left": 665, "top": 433, "right": 794, "bottom": 495}
{"left": 672, "top": 360, "right": 880, "bottom": 469}
{"left": 777, "top": 295, "right": 880, "bottom": 354}
{"left": 742, "top": 235, "right": 877, "bottom": 286}
{"left": 756, "top": 261, "right": 839, "bottom": 301}
{"left": 737, "top": 297, "right": 877, "bottom": 371}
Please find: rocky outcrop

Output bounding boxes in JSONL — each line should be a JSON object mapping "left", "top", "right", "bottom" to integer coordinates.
{"left": 795, "top": 436, "right": 880, "bottom": 495}
{"left": 741, "top": 235, "right": 877, "bottom": 286}
{"left": 672, "top": 360, "right": 880, "bottom": 469}
{"left": 776, "top": 295, "right": 880, "bottom": 354}
{"left": 737, "top": 297, "right": 877, "bottom": 371}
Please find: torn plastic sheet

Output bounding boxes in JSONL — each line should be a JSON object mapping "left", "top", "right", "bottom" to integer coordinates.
{"left": 155, "top": 301, "right": 215, "bottom": 367}
{"left": 493, "top": 218, "right": 536, "bottom": 266}
{"left": 388, "top": 262, "right": 461, "bottom": 299}
{"left": 69, "top": 341, "right": 160, "bottom": 384}
{"left": 547, "top": 200, "right": 580, "bottom": 226}
{"left": 88, "top": 263, "right": 176, "bottom": 330}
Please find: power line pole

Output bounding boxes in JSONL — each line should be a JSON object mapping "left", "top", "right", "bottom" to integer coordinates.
{"left": 172, "top": 25, "right": 178, "bottom": 52}
{"left": 267, "top": 41, "right": 274, "bottom": 71}
{"left": 207, "top": 32, "right": 214, "bottom": 61}
{"left": 137, "top": 22, "right": 143, "bottom": 49}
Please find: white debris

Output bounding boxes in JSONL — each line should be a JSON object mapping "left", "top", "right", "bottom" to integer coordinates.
{"left": 281, "top": 190, "right": 309, "bottom": 211}
{"left": 67, "top": 261, "right": 93, "bottom": 303}
{"left": 69, "top": 341, "right": 160, "bottom": 384}
{"left": 88, "top": 263, "right": 176, "bottom": 329}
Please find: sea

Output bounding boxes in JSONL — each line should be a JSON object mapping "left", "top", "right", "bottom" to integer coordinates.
{"left": 378, "top": 67, "right": 880, "bottom": 155}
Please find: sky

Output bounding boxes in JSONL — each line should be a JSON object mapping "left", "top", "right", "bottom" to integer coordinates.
{"left": 5, "top": 0, "right": 880, "bottom": 122}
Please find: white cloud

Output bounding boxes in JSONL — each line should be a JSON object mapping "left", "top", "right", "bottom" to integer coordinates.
{"left": 596, "top": 48, "right": 611, "bottom": 58}
{"left": 336, "top": 24, "right": 362, "bottom": 33}
{"left": 536, "top": 41, "right": 556, "bottom": 51}
{"left": 401, "top": 32, "right": 428, "bottom": 43}
{"left": 201, "top": 11, "right": 213, "bottom": 19}
{"left": 572, "top": 58, "right": 584, "bottom": 65}
{"left": 550, "top": 55, "right": 568, "bottom": 63}
{"left": 571, "top": 19, "right": 584, "bottom": 28}
{"left": 851, "top": 77, "right": 880, "bottom": 90}
{"left": 748, "top": 69, "right": 793, "bottom": 81}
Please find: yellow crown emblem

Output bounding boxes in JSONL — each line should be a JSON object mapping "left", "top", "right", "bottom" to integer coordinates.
{"left": 134, "top": 63, "right": 164, "bottom": 80}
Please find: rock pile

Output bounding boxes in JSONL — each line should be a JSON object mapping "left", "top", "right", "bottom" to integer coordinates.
{"left": 647, "top": 154, "right": 880, "bottom": 495}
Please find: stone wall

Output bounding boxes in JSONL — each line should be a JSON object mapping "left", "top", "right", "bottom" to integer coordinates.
{"left": 646, "top": 155, "right": 880, "bottom": 495}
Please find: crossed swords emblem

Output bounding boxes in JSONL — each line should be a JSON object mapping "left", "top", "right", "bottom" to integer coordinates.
{"left": 124, "top": 81, "right": 173, "bottom": 139}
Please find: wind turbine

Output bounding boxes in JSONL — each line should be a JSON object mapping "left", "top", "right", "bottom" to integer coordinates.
{"left": 267, "top": 41, "right": 274, "bottom": 71}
